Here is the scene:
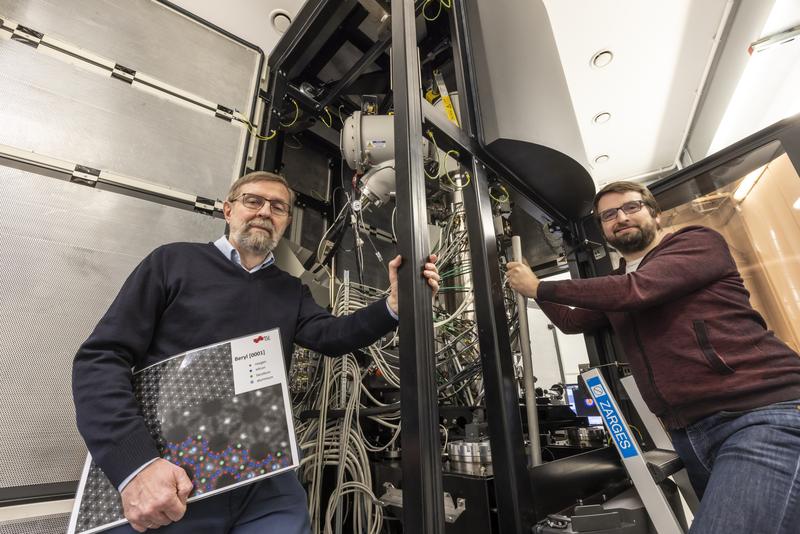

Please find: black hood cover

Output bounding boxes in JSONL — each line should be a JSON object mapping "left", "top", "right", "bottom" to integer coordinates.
{"left": 487, "top": 138, "right": 596, "bottom": 220}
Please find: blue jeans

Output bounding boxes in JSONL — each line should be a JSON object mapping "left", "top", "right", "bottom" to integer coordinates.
{"left": 670, "top": 399, "right": 800, "bottom": 534}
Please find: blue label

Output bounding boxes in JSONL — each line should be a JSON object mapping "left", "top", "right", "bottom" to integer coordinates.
{"left": 586, "top": 376, "right": 639, "bottom": 459}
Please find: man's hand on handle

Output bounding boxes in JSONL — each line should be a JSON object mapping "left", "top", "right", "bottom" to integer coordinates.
{"left": 387, "top": 254, "right": 440, "bottom": 315}
{"left": 506, "top": 261, "right": 540, "bottom": 299}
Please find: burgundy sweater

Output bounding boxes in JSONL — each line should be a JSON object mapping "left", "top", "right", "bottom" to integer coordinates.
{"left": 536, "top": 225, "right": 800, "bottom": 429}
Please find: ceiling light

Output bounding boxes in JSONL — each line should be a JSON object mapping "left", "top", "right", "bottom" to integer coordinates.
{"left": 591, "top": 50, "right": 614, "bottom": 68}
{"left": 733, "top": 165, "right": 767, "bottom": 202}
{"left": 594, "top": 155, "right": 610, "bottom": 164}
{"left": 593, "top": 112, "right": 611, "bottom": 124}
{"left": 748, "top": 24, "right": 800, "bottom": 55}
{"left": 270, "top": 10, "right": 292, "bottom": 33}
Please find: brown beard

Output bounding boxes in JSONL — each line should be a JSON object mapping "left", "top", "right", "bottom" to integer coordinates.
{"left": 605, "top": 220, "right": 657, "bottom": 254}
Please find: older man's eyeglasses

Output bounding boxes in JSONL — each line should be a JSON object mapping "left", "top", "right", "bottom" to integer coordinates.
{"left": 231, "top": 193, "right": 291, "bottom": 217}
{"left": 598, "top": 200, "right": 647, "bottom": 222}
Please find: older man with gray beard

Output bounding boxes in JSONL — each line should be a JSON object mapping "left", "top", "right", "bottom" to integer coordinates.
{"left": 73, "top": 171, "right": 439, "bottom": 534}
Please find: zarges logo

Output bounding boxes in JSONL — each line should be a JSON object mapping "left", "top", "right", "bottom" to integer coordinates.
{"left": 591, "top": 384, "right": 605, "bottom": 398}
{"left": 253, "top": 335, "right": 270, "bottom": 344}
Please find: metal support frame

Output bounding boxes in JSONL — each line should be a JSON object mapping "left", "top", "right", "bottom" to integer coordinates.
{"left": 299, "top": 10, "right": 370, "bottom": 80}
{"left": 462, "top": 160, "right": 535, "bottom": 533}
{"left": 318, "top": 33, "right": 392, "bottom": 110}
{"left": 256, "top": 70, "right": 287, "bottom": 172}
{"left": 448, "top": 0, "right": 480, "bottom": 148}
{"left": 268, "top": 0, "right": 359, "bottom": 79}
{"left": 257, "top": 0, "right": 623, "bottom": 530}
{"left": 391, "top": 0, "right": 445, "bottom": 532}
{"left": 421, "top": 99, "right": 568, "bottom": 228}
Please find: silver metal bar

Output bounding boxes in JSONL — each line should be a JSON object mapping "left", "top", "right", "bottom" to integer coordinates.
{"left": 549, "top": 325, "right": 567, "bottom": 384}
{"left": 512, "top": 235, "right": 541, "bottom": 466}
{"left": 620, "top": 376, "right": 700, "bottom": 514}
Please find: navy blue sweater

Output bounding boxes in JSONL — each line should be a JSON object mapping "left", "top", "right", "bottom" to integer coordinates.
{"left": 73, "top": 242, "right": 398, "bottom": 487}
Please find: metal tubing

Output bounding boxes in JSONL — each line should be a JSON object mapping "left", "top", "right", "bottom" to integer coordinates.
{"left": 391, "top": 0, "right": 445, "bottom": 531}
{"left": 462, "top": 161, "right": 535, "bottom": 533}
{"left": 512, "top": 236, "right": 542, "bottom": 467}
{"left": 549, "top": 325, "right": 567, "bottom": 385}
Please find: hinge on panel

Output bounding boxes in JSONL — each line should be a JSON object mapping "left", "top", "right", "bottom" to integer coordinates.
{"left": 70, "top": 165, "right": 100, "bottom": 187}
{"left": 111, "top": 64, "right": 136, "bottom": 84}
{"left": 11, "top": 25, "right": 43, "bottom": 48}
{"left": 215, "top": 105, "right": 235, "bottom": 122}
{"left": 194, "top": 196, "right": 216, "bottom": 215}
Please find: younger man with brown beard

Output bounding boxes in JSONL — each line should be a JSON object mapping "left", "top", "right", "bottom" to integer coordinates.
{"left": 507, "top": 181, "right": 800, "bottom": 534}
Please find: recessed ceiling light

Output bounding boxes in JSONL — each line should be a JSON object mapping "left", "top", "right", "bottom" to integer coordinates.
{"left": 593, "top": 112, "right": 611, "bottom": 124}
{"left": 594, "top": 155, "right": 610, "bottom": 164}
{"left": 591, "top": 50, "right": 614, "bottom": 68}
{"left": 270, "top": 10, "right": 292, "bottom": 33}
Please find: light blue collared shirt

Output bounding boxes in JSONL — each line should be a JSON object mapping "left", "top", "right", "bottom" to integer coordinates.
{"left": 213, "top": 236, "right": 275, "bottom": 272}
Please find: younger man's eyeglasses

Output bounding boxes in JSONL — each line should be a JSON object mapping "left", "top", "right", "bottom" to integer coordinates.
{"left": 598, "top": 200, "right": 647, "bottom": 222}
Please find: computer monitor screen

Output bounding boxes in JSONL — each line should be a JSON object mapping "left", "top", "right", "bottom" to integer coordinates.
{"left": 565, "top": 383, "right": 603, "bottom": 426}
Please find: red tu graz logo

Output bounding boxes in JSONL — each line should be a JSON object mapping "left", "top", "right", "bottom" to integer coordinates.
{"left": 253, "top": 335, "right": 269, "bottom": 343}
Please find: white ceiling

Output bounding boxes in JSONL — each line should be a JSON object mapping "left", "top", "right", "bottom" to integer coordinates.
{"left": 543, "top": 0, "right": 732, "bottom": 184}
{"left": 543, "top": 0, "right": 800, "bottom": 186}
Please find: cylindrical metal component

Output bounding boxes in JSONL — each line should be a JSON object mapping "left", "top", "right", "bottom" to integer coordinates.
{"left": 512, "top": 235, "right": 542, "bottom": 466}
{"left": 447, "top": 439, "right": 492, "bottom": 463}
{"left": 341, "top": 111, "right": 396, "bottom": 172}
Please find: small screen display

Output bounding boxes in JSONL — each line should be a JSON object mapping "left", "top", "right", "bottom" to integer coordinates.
{"left": 565, "top": 383, "right": 602, "bottom": 426}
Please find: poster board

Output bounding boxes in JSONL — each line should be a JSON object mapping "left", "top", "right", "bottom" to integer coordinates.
{"left": 68, "top": 329, "right": 298, "bottom": 534}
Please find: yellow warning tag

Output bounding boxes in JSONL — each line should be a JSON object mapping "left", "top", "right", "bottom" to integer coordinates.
{"left": 441, "top": 94, "right": 459, "bottom": 126}
{"left": 434, "top": 70, "right": 459, "bottom": 127}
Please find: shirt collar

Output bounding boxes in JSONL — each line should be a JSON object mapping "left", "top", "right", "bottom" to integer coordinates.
{"left": 213, "top": 236, "right": 275, "bottom": 273}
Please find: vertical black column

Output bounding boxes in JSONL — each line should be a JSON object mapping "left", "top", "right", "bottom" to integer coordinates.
{"left": 392, "top": 0, "right": 445, "bottom": 532}
{"left": 255, "top": 70, "right": 287, "bottom": 172}
{"left": 449, "top": 0, "right": 535, "bottom": 529}
{"left": 448, "top": 0, "right": 480, "bottom": 139}
{"left": 462, "top": 160, "right": 535, "bottom": 533}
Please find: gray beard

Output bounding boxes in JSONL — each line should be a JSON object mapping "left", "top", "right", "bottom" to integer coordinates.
{"left": 231, "top": 219, "right": 279, "bottom": 256}
{"left": 605, "top": 223, "right": 657, "bottom": 254}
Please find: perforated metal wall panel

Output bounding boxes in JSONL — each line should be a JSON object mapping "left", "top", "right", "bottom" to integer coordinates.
{"left": 0, "top": 164, "right": 226, "bottom": 494}
{"left": 0, "top": 513, "right": 70, "bottom": 534}
{"left": 0, "top": 39, "right": 245, "bottom": 201}
{"left": 0, "top": 0, "right": 261, "bottom": 114}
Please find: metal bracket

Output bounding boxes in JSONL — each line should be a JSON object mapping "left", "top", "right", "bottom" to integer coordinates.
{"left": 70, "top": 165, "right": 100, "bottom": 187}
{"left": 193, "top": 196, "right": 216, "bottom": 215}
{"left": 378, "top": 483, "right": 466, "bottom": 523}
